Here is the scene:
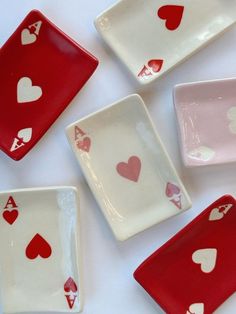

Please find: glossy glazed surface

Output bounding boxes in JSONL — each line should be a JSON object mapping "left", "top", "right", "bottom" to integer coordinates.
{"left": 66, "top": 95, "right": 191, "bottom": 241}
{"left": 0, "top": 10, "right": 98, "bottom": 160}
{"left": 174, "top": 78, "right": 236, "bottom": 167}
{"left": 95, "top": 0, "right": 236, "bottom": 84}
{"left": 134, "top": 195, "right": 236, "bottom": 314}
{"left": 0, "top": 186, "right": 82, "bottom": 313}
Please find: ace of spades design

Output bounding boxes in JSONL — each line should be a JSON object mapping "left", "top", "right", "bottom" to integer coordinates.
{"left": 0, "top": 10, "right": 98, "bottom": 160}
{"left": 0, "top": 187, "right": 82, "bottom": 313}
{"left": 134, "top": 195, "right": 236, "bottom": 313}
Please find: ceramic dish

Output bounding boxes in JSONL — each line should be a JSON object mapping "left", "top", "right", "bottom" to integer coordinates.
{"left": 66, "top": 94, "right": 191, "bottom": 241}
{"left": 134, "top": 195, "right": 236, "bottom": 314}
{"left": 95, "top": 0, "right": 236, "bottom": 84}
{"left": 0, "top": 10, "right": 98, "bottom": 161}
{"left": 174, "top": 77, "right": 236, "bottom": 167}
{"left": 0, "top": 186, "right": 82, "bottom": 314}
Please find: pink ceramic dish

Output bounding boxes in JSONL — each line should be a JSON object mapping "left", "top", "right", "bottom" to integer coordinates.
{"left": 174, "top": 77, "right": 236, "bottom": 167}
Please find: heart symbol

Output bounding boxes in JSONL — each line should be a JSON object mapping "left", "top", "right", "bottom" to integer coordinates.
{"left": 186, "top": 303, "right": 204, "bottom": 314}
{"left": 188, "top": 146, "right": 215, "bottom": 162}
{"left": 64, "top": 277, "right": 78, "bottom": 293}
{"left": 18, "top": 128, "right": 32, "bottom": 143}
{"left": 17, "top": 77, "right": 42, "bottom": 103}
{"left": 26, "top": 233, "right": 52, "bottom": 259}
{"left": 209, "top": 204, "right": 233, "bottom": 221}
{"left": 227, "top": 107, "right": 236, "bottom": 134}
{"left": 77, "top": 137, "right": 91, "bottom": 152}
{"left": 165, "top": 182, "right": 180, "bottom": 197}
{"left": 158, "top": 5, "right": 184, "bottom": 31}
{"left": 2, "top": 210, "right": 18, "bottom": 225}
{"left": 192, "top": 248, "right": 217, "bottom": 273}
{"left": 116, "top": 156, "right": 141, "bottom": 182}
{"left": 148, "top": 59, "right": 163, "bottom": 73}
{"left": 21, "top": 28, "right": 37, "bottom": 45}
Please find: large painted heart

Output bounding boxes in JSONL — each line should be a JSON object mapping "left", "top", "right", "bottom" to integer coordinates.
{"left": 17, "top": 77, "right": 42, "bottom": 103}
{"left": 25, "top": 233, "right": 52, "bottom": 259}
{"left": 64, "top": 277, "right": 78, "bottom": 293}
{"left": 192, "top": 248, "right": 217, "bottom": 273}
{"left": 2, "top": 209, "right": 19, "bottom": 225}
{"left": 116, "top": 156, "right": 141, "bottom": 182}
{"left": 157, "top": 5, "right": 184, "bottom": 31}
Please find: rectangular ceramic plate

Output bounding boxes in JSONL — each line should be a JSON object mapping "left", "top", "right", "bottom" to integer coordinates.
{"left": 0, "top": 10, "right": 98, "bottom": 160}
{"left": 0, "top": 186, "right": 82, "bottom": 314}
{"left": 66, "top": 94, "right": 191, "bottom": 241}
{"left": 134, "top": 195, "right": 236, "bottom": 314}
{"left": 174, "top": 77, "right": 236, "bottom": 167}
{"left": 95, "top": 0, "right": 236, "bottom": 84}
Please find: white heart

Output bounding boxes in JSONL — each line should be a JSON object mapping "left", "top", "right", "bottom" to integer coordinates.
{"left": 187, "top": 303, "right": 204, "bottom": 314}
{"left": 209, "top": 204, "right": 233, "bottom": 221}
{"left": 21, "top": 28, "right": 37, "bottom": 45}
{"left": 192, "top": 248, "right": 217, "bottom": 273}
{"left": 17, "top": 77, "right": 42, "bottom": 103}
{"left": 18, "top": 128, "right": 32, "bottom": 143}
{"left": 188, "top": 146, "right": 215, "bottom": 162}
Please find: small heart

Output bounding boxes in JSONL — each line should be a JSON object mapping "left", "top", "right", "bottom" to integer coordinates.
{"left": 77, "top": 137, "right": 91, "bottom": 152}
{"left": 21, "top": 28, "right": 37, "bottom": 45}
{"left": 2, "top": 210, "right": 18, "bottom": 225}
{"left": 26, "top": 233, "right": 52, "bottom": 260}
{"left": 192, "top": 248, "right": 217, "bottom": 273}
{"left": 165, "top": 182, "right": 180, "bottom": 198}
{"left": 17, "top": 77, "right": 42, "bottom": 103}
{"left": 148, "top": 59, "right": 163, "bottom": 73}
{"left": 209, "top": 204, "right": 233, "bottom": 221}
{"left": 158, "top": 5, "right": 184, "bottom": 31}
{"left": 116, "top": 156, "right": 141, "bottom": 182}
{"left": 187, "top": 303, "right": 204, "bottom": 314}
{"left": 18, "top": 128, "right": 32, "bottom": 143}
{"left": 64, "top": 277, "right": 78, "bottom": 293}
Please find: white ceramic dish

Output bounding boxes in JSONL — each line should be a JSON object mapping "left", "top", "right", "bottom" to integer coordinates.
{"left": 95, "top": 0, "right": 236, "bottom": 84}
{"left": 66, "top": 95, "right": 191, "bottom": 241}
{"left": 0, "top": 186, "right": 82, "bottom": 314}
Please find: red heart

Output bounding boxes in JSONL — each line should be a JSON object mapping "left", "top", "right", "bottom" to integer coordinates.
{"left": 158, "top": 5, "right": 184, "bottom": 31}
{"left": 77, "top": 137, "right": 91, "bottom": 152}
{"left": 2, "top": 209, "right": 18, "bottom": 225}
{"left": 166, "top": 182, "right": 180, "bottom": 197}
{"left": 26, "top": 233, "right": 52, "bottom": 259}
{"left": 148, "top": 60, "right": 163, "bottom": 73}
{"left": 64, "top": 277, "right": 78, "bottom": 293}
{"left": 116, "top": 156, "right": 141, "bottom": 182}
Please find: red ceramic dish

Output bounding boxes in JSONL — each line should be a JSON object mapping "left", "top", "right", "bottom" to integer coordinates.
{"left": 0, "top": 10, "right": 98, "bottom": 160}
{"left": 134, "top": 195, "right": 236, "bottom": 314}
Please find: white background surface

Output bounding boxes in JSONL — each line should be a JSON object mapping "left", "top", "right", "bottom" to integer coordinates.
{"left": 0, "top": 1, "right": 235, "bottom": 313}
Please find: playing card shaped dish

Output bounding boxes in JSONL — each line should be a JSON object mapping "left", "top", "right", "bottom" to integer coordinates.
{"left": 66, "top": 94, "right": 191, "bottom": 241}
{"left": 0, "top": 186, "right": 82, "bottom": 313}
{"left": 134, "top": 195, "right": 236, "bottom": 314}
{"left": 174, "top": 78, "right": 236, "bottom": 167}
{"left": 0, "top": 10, "right": 98, "bottom": 161}
{"left": 95, "top": 0, "right": 236, "bottom": 84}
